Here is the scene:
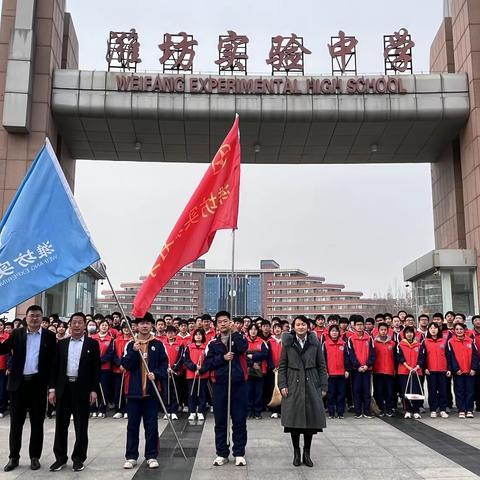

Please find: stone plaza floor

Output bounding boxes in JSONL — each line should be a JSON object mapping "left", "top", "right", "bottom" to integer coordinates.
{"left": 1, "top": 413, "right": 480, "bottom": 479}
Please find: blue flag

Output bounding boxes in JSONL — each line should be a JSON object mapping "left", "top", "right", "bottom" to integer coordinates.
{"left": 0, "top": 139, "right": 100, "bottom": 313}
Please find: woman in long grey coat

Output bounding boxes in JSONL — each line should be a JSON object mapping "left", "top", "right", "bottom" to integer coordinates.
{"left": 278, "top": 315, "right": 328, "bottom": 467}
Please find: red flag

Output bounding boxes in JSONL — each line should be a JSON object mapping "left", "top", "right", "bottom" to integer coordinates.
{"left": 132, "top": 116, "right": 241, "bottom": 318}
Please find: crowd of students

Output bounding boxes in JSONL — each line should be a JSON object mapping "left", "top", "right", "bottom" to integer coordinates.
{"left": 1, "top": 309, "right": 480, "bottom": 422}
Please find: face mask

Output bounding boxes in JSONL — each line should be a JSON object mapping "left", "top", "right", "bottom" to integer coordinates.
{"left": 87, "top": 325, "right": 96, "bottom": 334}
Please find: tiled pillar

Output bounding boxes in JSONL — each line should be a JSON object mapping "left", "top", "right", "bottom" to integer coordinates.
{"left": 0, "top": 0, "right": 79, "bottom": 316}
{"left": 451, "top": 0, "right": 480, "bottom": 299}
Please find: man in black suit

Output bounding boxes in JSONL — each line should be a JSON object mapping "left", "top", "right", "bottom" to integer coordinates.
{"left": 0, "top": 305, "right": 56, "bottom": 472}
{"left": 48, "top": 312, "right": 100, "bottom": 472}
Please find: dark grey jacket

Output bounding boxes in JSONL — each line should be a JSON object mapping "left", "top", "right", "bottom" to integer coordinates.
{"left": 278, "top": 331, "right": 328, "bottom": 430}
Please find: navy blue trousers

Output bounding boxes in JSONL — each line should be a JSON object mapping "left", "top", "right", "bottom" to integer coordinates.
{"left": 398, "top": 374, "right": 422, "bottom": 413}
{"left": 453, "top": 375, "right": 475, "bottom": 412}
{"left": 351, "top": 371, "right": 371, "bottom": 415}
{"left": 327, "top": 376, "right": 346, "bottom": 416}
{"left": 212, "top": 381, "right": 248, "bottom": 458}
{"left": 125, "top": 396, "right": 159, "bottom": 460}
{"left": 98, "top": 370, "right": 111, "bottom": 414}
{"left": 187, "top": 378, "right": 207, "bottom": 414}
{"left": 113, "top": 372, "right": 126, "bottom": 414}
{"left": 247, "top": 377, "right": 264, "bottom": 417}
{"left": 0, "top": 370, "right": 7, "bottom": 413}
{"left": 161, "top": 377, "right": 179, "bottom": 414}
{"left": 373, "top": 374, "right": 394, "bottom": 413}
{"left": 426, "top": 372, "right": 448, "bottom": 412}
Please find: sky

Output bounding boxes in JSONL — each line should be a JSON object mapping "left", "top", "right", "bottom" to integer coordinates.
{"left": 64, "top": 0, "right": 445, "bottom": 298}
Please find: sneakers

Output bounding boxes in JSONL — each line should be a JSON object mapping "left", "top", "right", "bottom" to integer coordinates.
{"left": 338, "top": 415, "right": 344, "bottom": 419}
{"left": 210, "top": 406, "right": 214, "bottom": 413}
{"left": 0, "top": 413, "right": 4, "bottom": 418}
{"left": 146, "top": 459, "right": 159, "bottom": 469}
{"left": 354, "top": 414, "right": 362, "bottom": 419}
{"left": 123, "top": 459, "right": 137, "bottom": 469}
{"left": 386, "top": 411, "right": 394, "bottom": 417}
{"left": 328, "top": 416, "right": 335, "bottom": 419}
{"left": 91, "top": 412, "right": 97, "bottom": 418}
{"left": 213, "top": 456, "right": 229, "bottom": 466}
{"left": 254, "top": 415, "right": 262, "bottom": 420}
{"left": 363, "top": 414, "right": 373, "bottom": 419}
{"left": 49, "top": 460, "right": 67, "bottom": 471}
{"left": 235, "top": 456, "right": 246, "bottom": 466}
{"left": 404, "top": 412, "right": 412, "bottom": 419}
{"left": 440, "top": 411, "right": 449, "bottom": 418}
{"left": 97, "top": 412, "right": 105, "bottom": 419}
{"left": 182, "top": 406, "right": 189, "bottom": 413}
{"left": 467, "top": 411, "right": 474, "bottom": 418}
{"left": 123, "top": 413, "right": 128, "bottom": 419}
{"left": 163, "top": 414, "right": 169, "bottom": 420}
{"left": 72, "top": 462, "right": 84, "bottom": 471}
{"left": 413, "top": 413, "right": 422, "bottom": 419}
{"left": 197, "top": 413, "right": 205, "bottom": 421}
{"left": 430, "top": 411, "right": 438, "bottom": 418}
{"left": 113, "top": 412, "right": 123, "bottom": 419}
{"left": 188, "top": 413, "right": 197, "bottom": 420}
{"left": 171, "top": 413, "right": 178, "bottom": 420}
{"left": 271, "top": 413, "right": 279, "bottom": 419}
{"left": 459, "top": 412, "right": 466, "bottom": 419}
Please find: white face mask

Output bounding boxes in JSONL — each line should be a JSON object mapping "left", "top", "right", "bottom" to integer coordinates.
{"left": 87, "top": 325, "right": 97, "bottom": 334}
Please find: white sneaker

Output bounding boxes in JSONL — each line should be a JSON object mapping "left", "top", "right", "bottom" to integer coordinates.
{"left": 123, "top": 413, "right": 128, "bottom": 419}
{"left": 171, "top": 413, "right": 178, "bottom": 420}
{"left": 113, "top": 412, "right": 123, "bottom": 419}
{"left": 123, "top": 459, "right": 137, "bottom": 469}
{"left": 467, "top": 411, "right": 474, "bottom": 418}
{"left": 182, "top": 406, "right": 189, "bottom": 413}
{"left": 210, "top": 406, "right": 214, "bottom": 413}
{"left": 97, "top": 412, "right": 105, "bottom": 418}
{"left": 0, "top": 413, "right": 4, "bottom": 418}
{"left": 404, "top": 412, "right": 412, "bottom": 419}
{"left": 235, "top": 456, "right": 246, "bottom": 466}
{"left": 430, "top": 411, "right": 438, "bottom": 418}
{"left": 213, "top": 456, "right": 229, "bottom": 466}
{"left": 413, "top": 413, "right": 422, "bottom": 419}
{"left": 271, "top": 413, "right": 279, "bottom": 419}
{"left": 91, "top": 412, "right": 97, "bottom": 418}
{"left": 188, "top": 413, "right": 196, "bottom": 420}
{"left": 147, "top": 459, "right": 159, "bottom": 469}
{"left": 440, "top": 411, "right": 449, "bottom": 418}
{"left": 163, "top": 414, "right": 169, "bottom": 420}
{"left": 197, "top": 413, "right": 204, "bottom": 421}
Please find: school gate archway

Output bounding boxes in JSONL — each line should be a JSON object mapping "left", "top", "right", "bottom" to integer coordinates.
{"left": 0, "top": 0, "right": 479, "bottom": 314}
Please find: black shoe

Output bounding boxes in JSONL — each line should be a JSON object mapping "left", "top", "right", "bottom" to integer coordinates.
{"left": 30, "top": 458, "right": 41, "bottom": 470}
{"left": 302, "top": 448, "right": 314, "bottom": 467}
{"left": 293, "top": 448, "right": 301, "bottom": 467}
{"left": 50, "top": 459, "right": 67, "bottom": 471}
{"left": 72, "top": 461, "right": 84, "bottom": 471}
{"left": 4, "top": 458, "right": 19, "bottom": 472}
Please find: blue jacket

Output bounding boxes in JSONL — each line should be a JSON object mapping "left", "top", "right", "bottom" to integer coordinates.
{"left": 200, "top": 331, "right": 248, "bottom": 384}
{"left": 121, "top": 337, "right": 168, "bottom": 399}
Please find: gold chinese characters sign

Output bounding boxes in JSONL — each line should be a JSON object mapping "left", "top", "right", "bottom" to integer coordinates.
{"left": 115, "top": 74, "right": 408, "bottom": 95}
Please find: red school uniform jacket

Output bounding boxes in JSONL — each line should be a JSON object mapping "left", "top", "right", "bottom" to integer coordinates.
{"left": 183, "top": 343, "right": 209, "bottom": 380}
{"left": 246, "top": 336, "right": 268, "bottom": 374}
{"left": 162, "top": 338, "right": 183, "bottom": 369}
{"left": 176, "top": 333, "right": 192, "bottom": 348}
{"left": 447, "top": 336, "right": 478, "bottom": 373}
{"left": 268, "top": 336, "right": 283, "bottom": 369}
{"left": 373, "top": 337, "right": 396, "bottom": 375}
{"left": 113, "top": 335, "right": 132, "bottom": 374}
{"left": 422, "top": 337, "right": 448, "bottom": 372}
{"left": 347, "top": 333, "right": 375, "bottom": 369}
{"left": 92, "top": 333, "right": 114, "bottom": 370}
{"left": 396, "top": 339, "right": 424, "bottom": 375}
{"left": 323, "top": 336, "right": 348, "bottom": 376}
{"left": 0, "top": 331, "right": 9, "bottom": 370}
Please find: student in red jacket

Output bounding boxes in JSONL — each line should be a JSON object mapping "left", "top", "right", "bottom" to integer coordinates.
{"left": 397, "top": 326, "right": 424, "bottom": 419}
{"left": 314, "top": 314, "right": 326, "bottom": 340}
{"left": 112, "top": 321, "right": 133, "bottom": 419}
{"left": 92, "top": 319, "right": 115, "bottom": 418}
{"left": 183, "top": 329, "right": 209, "bottom": 421}
{"left": 347, "top": 315, "right": 375, "bottom": 419}
{"left": 267, "top": 322, "right": 283, "bottom": 418}
{"left": 246, "top": 324, "right": 268, "bottom": 419}
{"left": 323, "top": 325, "right": 349, "bottom": 419}
{"left": 470, "top": 315, "right": 480, "bottom": 411}
{"left": 373, "top": 322, "right": 396, "bottom": 417}
{"left": 421, "top": 322, "right": 449, "bottom": 418}
{"left": 0, "top": 319, "right": 9, "bottom": 417}
{"left": 447, "top": 322, "right": 478, "bottom": 418}
{"left": 162, "top": 326, "right": 184, "bottom": 420}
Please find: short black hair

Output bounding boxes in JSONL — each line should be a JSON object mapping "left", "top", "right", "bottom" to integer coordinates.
{"left": 293, "top": 315, "right": 309, "bottom": 327}
{"left": 26, "top": 305, "right": 43, "bottom": 314}
{"left": 70, "top": 312, "right": 86, "bottom": 322}
{"left": 433, "top": 312, "right": 444, "bottom": 320}
{"left": 93, "top": 313, "right": 104, "bottom": 321}
{"left": 339, "top": 317, "right": 349, "bottom": 325}
{"left": 377, "top": 322, "right": 389, "bottom": 330}
{"left": 136, "top": 312, "right": 155, "bottom": 323}
{"left": 375, "top": 314, "right": 385, "bottom": 321}
{"left": 472, "top": 315, "right": 480, "bottom": 323}
{"left": 365, "top": 317, "right": 375, "bottom": 325}
{"left": 455, "top": 313, "right": 466, "bottom": 321}
{"left": 202, "top": 314, "right": 213, "bottom": 321}
{"left": 445, "top": 311, "right": 455, "bottom": 317}
{"left": 260, "top": 319, "right": 271, "bottom": 326}
{"left": 215, "top": 310, "right": 231, "bottom": 321}
{"left": 166, "top": 325, "right": 177, "bottom": 333}
{"left": 418, "top": 314, "right": 430, "bottom": 321}
{"left": 315, "top": 314, "right": 325, "bottom": 321}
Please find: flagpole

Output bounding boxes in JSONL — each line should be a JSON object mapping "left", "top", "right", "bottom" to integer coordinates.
{"left": 103, "top": 272, "right": 187, "bottom": 461}
{"left": 227, "top": 228, "right": 236, "bottom": 447}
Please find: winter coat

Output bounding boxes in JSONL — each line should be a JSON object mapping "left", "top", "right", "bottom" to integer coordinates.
{"left": 278, "top": 332, "right": 328, "bottom": 431}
